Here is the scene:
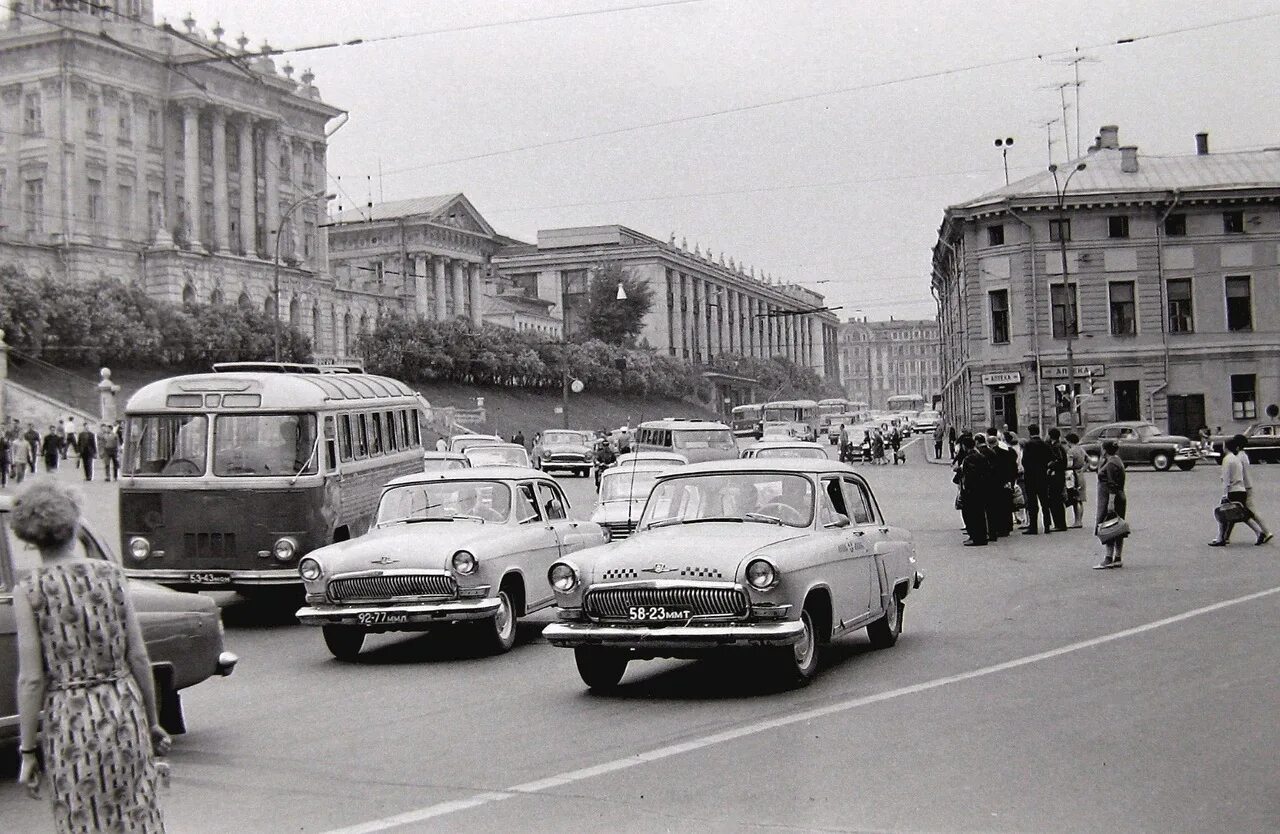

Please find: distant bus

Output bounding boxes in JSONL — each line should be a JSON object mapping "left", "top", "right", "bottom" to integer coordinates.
{"left": 634, "top": 419, "right": 737, "bottom": 463}
{"left": 761, "top": 399, "right": 820, "bottom": 442}
{"left": 886, "top": 394, "right": 925, "bottom": 415}
{"left": 118, "top": 362, "right": 427, "bottom": 597}
{"left": 816, "top": 398, "right": 849, "bottom": 436}
{"left": 730, "top": 403, "right": 762, "bottom": 437}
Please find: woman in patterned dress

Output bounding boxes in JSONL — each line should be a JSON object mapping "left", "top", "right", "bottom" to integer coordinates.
{"left": 13, "top": 480, "right": 170, "bottom": 833}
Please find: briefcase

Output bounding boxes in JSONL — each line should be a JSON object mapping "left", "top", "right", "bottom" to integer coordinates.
{"left": 1214, "top": 500, "right": 1249, "bottom": 524}
{"left": 1095, "top": 515, "right": 1130, "bottom": 544}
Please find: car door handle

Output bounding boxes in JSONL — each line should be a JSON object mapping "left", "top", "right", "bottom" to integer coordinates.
{"left": 545, "top": 525, "right": 556, "bottom": 531}
{"left": 878, "top": 528, "right": 890, "bottom": 534}
{"left": 849, "top": 530, "right": 865, "bottom": 537}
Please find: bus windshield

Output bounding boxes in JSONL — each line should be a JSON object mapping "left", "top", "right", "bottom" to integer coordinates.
{"left": 124, "top": 414, "right": 208, "bottom": 476}
{"left": 672, "top": 429, "right": 736, "bottom": 451}
{"left": 213, "top": 413, "right": 319, "bottom": 477}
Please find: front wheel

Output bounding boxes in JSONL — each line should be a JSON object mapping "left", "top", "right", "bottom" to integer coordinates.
{"left": 768, "top": 606, "right": 819, "bottom": 687}
{"left": 475, "top": 588, "right": 518, "bottom": 654}
{"left": 867, "top": 593, "right": 903, "bottom": 649}
{"left": 1176, "top": 460, "right": 1196, "bottom": 471}
{"left": 575, "top": 647, "right": 628, "bottom": 691}
{"left": 1151, "top": 452, "right": 1173, "bottom": 471}
{"left": 323, "top": 625, "right": 366, "bottom": 661}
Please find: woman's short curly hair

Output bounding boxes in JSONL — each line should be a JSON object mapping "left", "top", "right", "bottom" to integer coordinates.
{"left": 11, "top": 480, "right": 81, "bottom": 549}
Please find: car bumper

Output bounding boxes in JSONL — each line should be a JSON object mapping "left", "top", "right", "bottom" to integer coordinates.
{"left": 296, "top": 597, "right": 502, "bottom": 627}
{"left": 542, "top": 619, "right": 805, "bottom": 649}
{"left": 124, "top": 568, "right": 300, "bottom": 589}
{"left": 1174, "top": 451, "right": 1200, "bottom": 463}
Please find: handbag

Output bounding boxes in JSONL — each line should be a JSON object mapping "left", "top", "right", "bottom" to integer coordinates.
{"left": 1214, "top": 500, "right": 1249, "bottom": 524}
{"left": 1011, "top": 482, "right": 1026, "bottom": 509}
{"left": 954, "top": 491, "right": 963, "bottom": 511}
{"left": 1096, "top": 514, "right": 1130, "bottom": 543}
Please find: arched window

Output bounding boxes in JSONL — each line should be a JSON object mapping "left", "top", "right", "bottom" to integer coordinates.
{"left": 238, "top": 291, "right": 253, "bottom": 311}
{"left": 182, "top": 284, "right": 196, "bottom": 307}
{"left": 330, "top": 309, "right": 337, "bottom": 354}
{"left": 210, "top": 287, "right": 224, "bottom": 306}
{"left": 343, "top": 312, "right": 353, "bottom": 355}
{"left": 359, "top": 312, "right": 368, "bottom": 334}
{"left": 264, "top": 295, "right": 277, "bottom": 318}
{"left": 312, "top": 304, "right": 320, "bottom": 348}
{"left": 289, "top": 296, "right": 300, "bottom": 327}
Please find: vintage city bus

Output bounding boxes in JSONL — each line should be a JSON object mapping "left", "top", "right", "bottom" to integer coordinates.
{"left": 118, "top": 362, "right": 427, "bottom": 596}
{"left": 817, "top": 398, "right": 850, "bottom": 437}
{"left": 761, "top": 399, "right": 820, "bottom": 442}
{"left": 730, "top": 403, "right": 763, "bottom": 437}
{"left": 885, "top": 394, "right": 925, "bottom": 415}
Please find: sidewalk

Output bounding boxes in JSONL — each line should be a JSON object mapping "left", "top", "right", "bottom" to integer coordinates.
{"left": 2, "top": 454, "right": 122, "bottom": 542}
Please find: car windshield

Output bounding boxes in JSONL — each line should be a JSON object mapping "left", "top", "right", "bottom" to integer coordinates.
{"left": 465, "top": 446, "right": 528, "bottom": 467}
{"left": 452, "top": 436, "right": 498, "bottom": 453}
{"left": 542, "top": 431, "right": 585, "bottom": 445}
{"left": 123, "top": 414, "right": 208, "bottom": 476}
{"left": 376, "top": 480, "right": 513, "bottom": 525}
{"left": 673, "top": 429, "right": 736, "bottom": 450}
{"left": 641, "top": 472, "right": 814, "bottom": 529}
{"left": 600, "top": 470, "right": 661, "bottom": 501}
{"left": 755, "top": 447, "right": 827, "bottom": 459}
{"left": 212, "top": 414, "right": 318, "bottom": 477}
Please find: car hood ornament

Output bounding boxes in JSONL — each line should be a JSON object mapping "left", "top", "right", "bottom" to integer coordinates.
{"left": 370, "top": 556, "right": 399, "bottom": 565}
{"left": 642, "top": 562, "right": 677, "bottom": 574}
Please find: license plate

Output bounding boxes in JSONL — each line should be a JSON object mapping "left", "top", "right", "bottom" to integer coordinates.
{"left": 187, "top": 571, "right": 231, "bottom": 585}
{"left": 627, "top": 606, "right": 693, "bottom": 622}
{"left": 356, "top": 611, "right": 410, "bottom": 626}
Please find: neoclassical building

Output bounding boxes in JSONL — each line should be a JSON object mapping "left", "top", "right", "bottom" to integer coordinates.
{"left": 0, "top": 1, "right": 359, "bottom": 359}
{"left": 493, "top": 225, "right": 842, "bottom": 380}
{"left": 838, "top": 317, "right": 942, "bottom": 408}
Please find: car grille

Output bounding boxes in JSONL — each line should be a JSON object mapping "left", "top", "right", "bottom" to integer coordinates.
{"left": 584, "top": 586, "right": 748, "bottom": 620}
{"left": 328, "top": 574, "right": 457, "bottom": 603}
{"left": 183, "top": 532, "right": 237, "bottom": 561}
{"left": 549, "top": 453, "right": 587, "bottom": 463}
{"left": 602, "top": 521, "right": 635, "bottom": 540}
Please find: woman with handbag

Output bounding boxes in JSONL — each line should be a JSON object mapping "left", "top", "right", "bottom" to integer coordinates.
{"left": 1065, "top": 432, "right": 1089, "bottom": 528}
{"left": 1094, "top": 439, "right": 1128, "bottom": 569}
{"left": 1209, "top": 434, "right": 1273, "bottom": 546}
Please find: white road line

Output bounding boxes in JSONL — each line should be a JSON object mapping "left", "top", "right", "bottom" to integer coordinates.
{"left": 323, "top": 584, "right": 1280, "bottom": 834}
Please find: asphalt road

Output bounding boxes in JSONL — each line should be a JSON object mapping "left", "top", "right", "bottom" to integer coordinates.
{"left": 3, "top": 437, "right": 1279, "bottom": 833}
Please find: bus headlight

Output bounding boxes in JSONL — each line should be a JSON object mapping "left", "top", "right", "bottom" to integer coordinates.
{"left": 272, "top": 537, "right": 299, "bottom": 562}
{"left": 128, "top": 536, "right": 151, "bottom": 561}
{"left": 452, "top": 550, "right": 477, "bottom": 575}
{"left": 549, "top": 562, "right": 577, "bottom": 593}
{"left": 298, "top": 558, "right": 322, "bottom": 582}
{"left": 746, "top": 559, "right": 779, "bottom": 590}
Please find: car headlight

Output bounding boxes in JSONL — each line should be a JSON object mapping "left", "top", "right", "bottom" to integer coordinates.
{"left": 549, "top": 562, "right": 578, "bottom": 593}
{"left": 452, "top": 550, "right": 477, "bottom": 575}
{"left": 128, "top": 536, "right": 151, "bottom": 561}
{"left": 273, "top": 536, "right": 299, "bottom": 562}
{"left": 298, "top": 557, "right": 322, "bottom": 582}
{"left": 746, "top": 558, "right": 779, "bottom": 590}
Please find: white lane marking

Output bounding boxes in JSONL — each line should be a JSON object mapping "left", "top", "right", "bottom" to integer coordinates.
{"left": 323, "top": 584, "right": 1280, "bottom": 833}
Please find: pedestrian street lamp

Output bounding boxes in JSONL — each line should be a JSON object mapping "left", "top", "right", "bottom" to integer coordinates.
{"left": 1048, "top": 161, "right": 1086, "bottom": 428}
{"left": 273, "top": 190, "right": 335, "bottom": 362}
{"left": 994, "top": 137, "right": 1014, "bottom": 185}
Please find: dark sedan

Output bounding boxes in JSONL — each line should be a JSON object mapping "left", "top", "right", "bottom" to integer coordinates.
{"left": 1079, "top": 421, "right": 1200, "bottom": 471}
{"left": 1205, "top": 423, "right": 1280, "bottom": 464}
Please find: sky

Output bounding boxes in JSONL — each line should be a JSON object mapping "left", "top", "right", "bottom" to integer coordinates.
{"left": 154, "top": 0, "right": 1280, "bottom": 321}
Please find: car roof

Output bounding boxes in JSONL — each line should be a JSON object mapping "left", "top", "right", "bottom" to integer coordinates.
{"left": 453, "top": 433, "right": 501, "bottom": 440}
{"left": 384, "top": 465, "right": 551, "bottom": 487}
{"left": 422, "top": 451, "right": 468, "bottom": 459}
{"left": 465, "top": 442, "right": 525, "bottom": 451}
{"left": 747, "top": 440, "right": 823, "bottom": 448}
{"left": 615, "top": 451, "right": 687, "bottom": 464}
{"left": 657, "top": 457, "right": 858, "bottom": 478}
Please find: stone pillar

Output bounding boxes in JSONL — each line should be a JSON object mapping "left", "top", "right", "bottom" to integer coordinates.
{"left": 469, "top": 262, "right": 484, "bottom": 326}
{"left": 210, "top": 107, "right": 229, "bottom": 252}
{"left": 414, "top": 255, "right": 430, "bottom": 317}
{"left": 451, "top": 260, "right": 467, "bottom": 320}
{"left": 238, "top": 117, "right": 255, "bottom": 255}
{"left": 182, "top": 103, "right": 201, "bottom": 248}
{"left": 812, "top": 318, "right": 826, "bottom": 379}
{"left": 263, "top": 122, "right": 280, "bottom": 260}
{"left": 693, "top": 280, "right": 706, "bottom": 362}
{"left": 433, "top": 257, "right": 448, "bottom": 321}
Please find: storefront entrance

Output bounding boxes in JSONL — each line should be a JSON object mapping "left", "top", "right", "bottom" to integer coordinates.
{"left": 991, "top": 391, "right": 1018, "bottom": 432}
{"left": 1114, "top": 380, "right": 1141, "bottom": 421}
{"left": 1168, "top": 394, "right": 1205, "bottom": 438}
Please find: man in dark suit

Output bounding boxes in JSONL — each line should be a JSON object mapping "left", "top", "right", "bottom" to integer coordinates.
{"left": 77, "top": 422, "right": 99, "bottom": 481}
{"left": 956, "top": 434, "right": 989, "bottom": 546}
{"left": 975, "top": 434, "right": 1003, "bottom": 540}
{"left": 1021, "top": 424, "right": 1053, "bottom": 534}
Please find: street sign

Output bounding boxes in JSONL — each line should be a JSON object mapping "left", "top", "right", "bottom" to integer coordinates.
{"left": 982, "top": 371, "right": 1022, "bottom": 385}
{"left": 1042, "top": 364, "right": 1104, "bottom": 379}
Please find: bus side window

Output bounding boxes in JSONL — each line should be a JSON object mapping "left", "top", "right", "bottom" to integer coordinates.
{"left": 662, "top": 429, "right": 673, "bottom": 448}
{"left": 411, "top": 410, "right": 421, "bottom": 447}
{"left": 385, "top": 410, "right": 399, "bottom": 452}
{"left": 324, "top": 416, "right": 338, "bottom": 470}
{"left": 356, "top": 414, "right": 369, "bottom": 458}
{"left": 399, "top": 410, "right": 411, "bottom": 449}
{"left": 338, "top": 414, "right": 353, "bottom": 461}
{"left": 370, "top": 413, "right": 385, "bottom": 456}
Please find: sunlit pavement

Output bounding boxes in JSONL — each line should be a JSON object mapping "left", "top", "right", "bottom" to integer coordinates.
{"left": 3, "top": 439, "right": 1279, "bottom": 833}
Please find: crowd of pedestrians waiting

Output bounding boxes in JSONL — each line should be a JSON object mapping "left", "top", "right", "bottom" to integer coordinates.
{"left": 836, "top": 420, "right": 908, "bottom": 465}
{"left": 0, "top": 415, "right": 123, "bottom": 487}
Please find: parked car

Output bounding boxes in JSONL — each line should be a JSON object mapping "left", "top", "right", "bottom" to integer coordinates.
{"left": 0, "top": 495, "right": 237, "bottom": 740}
{"left": 463, "top": 442, "right": 532, "bottom": 469}
{"left": 739, "top": 440, "right": 830, "bottom": 460}
{"left": 544, "top": 459, "right": 924, "bottom": 690}
{"left": 1078, "top": 421, "right": 1200, "bottom": 471}
{"left": 535, "top": 429, "right": 596, "bottom": 477}
{"left": 1205, "top": 423, "right": 1280, "bottom": 464}
{"left": 591, "top": 459, "right": 684, "bottom": 541}
{"left": 911, "top": 410, "right": 941, "bottom": 435}
{"left": 296, "top": 466, "right": 606, "bottom": 660}
{"left": 448, "top": 433, "right": 503, "bottom": 455}
{"left": 422, "top": 451, "right": 471, "bottom": 472}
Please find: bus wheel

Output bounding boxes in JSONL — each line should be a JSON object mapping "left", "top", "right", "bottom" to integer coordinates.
{"left": 323, "top": 625, "right": 365, "bottom": 661}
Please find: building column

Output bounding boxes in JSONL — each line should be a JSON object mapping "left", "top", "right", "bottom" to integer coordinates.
{"left": 810, "top": 318, "right": 822, "bottom": 376}
{"left": 433, "top": 257, "right": 448, "bottom": 321}
{"left": 469, "top": 262, "right": 484, "bottom": 326}
{"left": 413, "top": 255, "right": 430, "bottom": 317}
{"left": 451, "top": 259, "right": 466, "bottom": 320}
{"left": 694, "top": 280, "right": 707, "bottom": 362}
{"left": 237, "top": 117, "right": 255, "bottom": 255}
{"left": 210, "top": 107, "right": 229, "bottom": 252}
{"left": 263, "top": 121, "right": 280, "bottom": 260}
{"left": 746, "top": 297, "right": 756, "bottom": 357}
{"left": 181, "top": 103, "right": 201, "bottom": 248}
{"left": 675, "top": 274, "right": 687, "bottom": 357}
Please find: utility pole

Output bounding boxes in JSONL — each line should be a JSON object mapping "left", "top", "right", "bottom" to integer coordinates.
{"left": 1049, "top": 161, "right": 1087, "bottom": 430}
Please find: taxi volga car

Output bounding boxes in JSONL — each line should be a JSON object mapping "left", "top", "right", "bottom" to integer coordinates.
{"left": 543, "top": 459, "right": 924, "bottom": 690}
{"left": 535, "top": 429, "right": 595, "bottom": 477}
{"left": 590, "top": 455, "right": 687, "bottom": 541}
{"left": 295, "top": 466, "right": 606, "bottom": 660}
{"left": 739, "top": 440, "right": 829, "bottom": 460}
{"left": 1, "top": 495, "right": 237, "bottom": 740}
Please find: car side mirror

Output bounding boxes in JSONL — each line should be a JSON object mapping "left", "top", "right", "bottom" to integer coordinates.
{"left": 824, "top": 516, "right": 850, "bottom": 529}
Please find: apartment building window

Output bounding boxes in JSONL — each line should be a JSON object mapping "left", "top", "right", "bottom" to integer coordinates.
{"left": 1231, "top": 374, "right": 1257, "bottom": 420}
{"left": 147, "top": 108, "right": 161, "bottom": 146}
{"left": 23, "top": 93, "right": 42, "bottom": 135}
{"left": 86, "top": 178, "right": 103, "bottom": 226}
{"left": 117, "top": 101, "right": 132, "bottom": 145}
{"left": 1109, "top": 282, "right": 1136, "bottom": 335}
{"left": 1050, "top": 283, "right": 1078, "bottom": 338}
{"left": 147, "top": 190, "right": 162, "bottom": 235}
{"left": 1223, "top": 210, "right": 1245, "bottom": 234}
{"left": 986, "top": 224, "right": 1004, "bottom": 246}
{"left": 302, "top": 150, "right": 314, "bottom": 185}
{"left": 1048, "top": 219, "right": 1071, "bottom": 242}
{"left": 988, "top": 289, "right": 1009, "bottom": 344}
{"left": 1167, "top": 278, "right": 1194, "bottom": 333}
{"left": 117, "top": 184, "right": 133, "bottom": 238}
{"left": 227, "top": 131, "right": 240, "bottom": 171}
{"left": 279, "top": 143, "right": 292, "bottom": 181}
{"left": 1163, "top": 213, "right": 1187, "bottom": 236}
{"left": 1225, "top": 276, "right": 1252, "bottom": 331}
{"left": 86, "top": 95, "right": 102, "bottom": 138}
{"left": 23, "top": 178, "right": 43, "bottom": 233}
{"left": 1108, "top": 215, "right": 1130, "bottom": 238}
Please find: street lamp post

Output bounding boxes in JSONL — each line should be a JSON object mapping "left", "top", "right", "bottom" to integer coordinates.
{"left": 273, "top": 190, "right": 334, "bottom": 362}
{"left": 994, "top": 137, "right": 1014, "bottom": 185}
{"left": 1049, "top": 162, "right": 1086, "bottom": 429}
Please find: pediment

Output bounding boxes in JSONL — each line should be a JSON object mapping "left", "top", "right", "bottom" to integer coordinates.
{"left": 431, "top": 194, "right": 496, "bottom": 238}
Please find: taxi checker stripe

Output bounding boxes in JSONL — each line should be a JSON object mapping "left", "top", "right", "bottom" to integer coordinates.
{"left": 320, "top": 584, "right": 1280, "bottom": 834}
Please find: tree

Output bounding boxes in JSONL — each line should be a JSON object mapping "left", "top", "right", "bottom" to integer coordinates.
{"left": 578, "top": 262, "right": 653, "bottom": 346}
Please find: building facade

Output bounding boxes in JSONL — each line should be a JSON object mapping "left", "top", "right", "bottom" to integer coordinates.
{"left": 933, "top": 124, "right": 1280, "bottom": 436}
{"left": 492, "top": 225, "right": 842, "bottom": 380}
{"left": 838, "top": 317, "right": 942, "bottom": 408}
{"left": 0, "top": 3, "right": 353, "bottom": 357}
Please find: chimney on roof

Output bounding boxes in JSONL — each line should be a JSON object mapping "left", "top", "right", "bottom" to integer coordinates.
{"left": 1099, "top": 125, "right": 1120, "bottom": 150}
{"left": 1195, "top": 132, "right": 1209, "bottom": 155}
{"left": 1120, "top": 145, "right": 1139, "bottom": 173}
